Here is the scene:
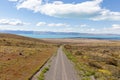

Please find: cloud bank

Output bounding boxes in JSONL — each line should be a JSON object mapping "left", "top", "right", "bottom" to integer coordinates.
{"left": 0, "top": 19, "right": 28, "bottom": 26}
{"left": 9, "top": 0, "right": 120, "bottom": 21}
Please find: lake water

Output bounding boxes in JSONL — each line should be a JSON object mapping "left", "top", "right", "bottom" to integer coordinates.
{"left": 18, "top": 33, "right": 120, "bottom": 40}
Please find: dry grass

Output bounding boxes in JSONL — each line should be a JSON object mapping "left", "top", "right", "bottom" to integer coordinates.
{"left": 0, "top": 33, "right": 57, "bottom": 80}
{"left": 64, "top": 40, "right": 120, "bottom": 80}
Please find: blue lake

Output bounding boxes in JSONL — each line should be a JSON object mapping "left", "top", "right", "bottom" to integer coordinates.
{"left": 18, "top": 33, "right": 120, "bottom": 40}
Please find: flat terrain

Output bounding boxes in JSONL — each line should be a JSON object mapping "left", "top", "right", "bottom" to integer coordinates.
{"left": 0, "top": 34, "right": 120, "bottom": 80}
{"left": 44, "top": 38, "right": 120, "bottom": 80}
{"left": 0, "top": 34, "right": 57, "bottom": 80}
{"left": 63, "top": 40, "right": 120, "bottom": 80}
{"left": 42, "top": 38, "right": 112, "bottom": 44}
{"left": 45, "top": 46, "right": 78, "bottom": 80}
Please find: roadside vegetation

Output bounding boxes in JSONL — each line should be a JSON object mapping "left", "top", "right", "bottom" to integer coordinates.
{"left": 64, "top": 41, "right": 120, "bottom": 80}
{"left": 37, "top": 66, "right": 49, "bottom": 80}
{"left": 0, "top": 33, "right": 57, "bottom": 80}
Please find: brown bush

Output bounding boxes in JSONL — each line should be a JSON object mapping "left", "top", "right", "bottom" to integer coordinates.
{"left": 105, "top": 57, "right": 118, "bottom": 66}
{"left": 75, "top": 51, "right": 83, "bottom": 55}
{"left": 88, "top": 61, "right": 103, "bottom": 69}
{"left": 64, "top": 45, "right": 72, "bottom": 49}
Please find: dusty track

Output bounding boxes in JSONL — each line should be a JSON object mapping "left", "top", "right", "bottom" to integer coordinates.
{"left": 45, "top": 46, "right": 79, "bottom": 80}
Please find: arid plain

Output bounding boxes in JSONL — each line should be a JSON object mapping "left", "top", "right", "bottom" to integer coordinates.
{"left": 0, "top": 34, "right": 120, "bottom": 80}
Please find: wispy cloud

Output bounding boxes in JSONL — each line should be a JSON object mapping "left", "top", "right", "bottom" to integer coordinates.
{"left": 36, "top": 22, "right": 70, "bottom": 27}
{"left": 9, "top": 0, "right": 120, "bottom": 21}
{"left": 80, "top": 24, "right": 88, "bottom": 27}
{"left": 88, "top": 24, "right": 120, "bottom": 34}
{"left": 17, "top": 0, "right": 42, "bottom": 10}
{"left": 91, "top": 10, "right": 120, "bottom": 21}
{"left": 47, "top": 23, "right": 70, "bottom": 27}
{"left": 0, "top": 19, "right": 29, "bottom": 26}
{"left": 36, "top": 22, "right": 46, "bottom": 26}
{"left": 104, "top": 24, "right": 120, "bottom": 30}
{"left": 112, "top": 24, "right": 120, "bottom": 29}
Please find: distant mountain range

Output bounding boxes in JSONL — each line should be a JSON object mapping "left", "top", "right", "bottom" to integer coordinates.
{"left": 0, "top": 30, "right": 120, "bottom": 36}
{"left": 0, "top": 30, "right": 87, "bottom": 35}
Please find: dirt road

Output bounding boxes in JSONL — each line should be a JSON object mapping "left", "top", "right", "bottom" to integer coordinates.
{"left": 45, "top": 46, "right": 79, "bottom": 80}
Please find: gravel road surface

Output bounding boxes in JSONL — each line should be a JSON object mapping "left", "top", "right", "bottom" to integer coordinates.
{"left": 45, "top": 46, "right": 79, "bottom": 80}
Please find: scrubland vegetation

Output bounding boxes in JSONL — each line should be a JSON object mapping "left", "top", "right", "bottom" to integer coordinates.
{"left": 0, "top": 34, "right": 120, "bottom": 80}
{"left": 64, "top": 41, "right": 120, "bottom": 80}
{"left": 0, "top": 34, "right": 57, "bottom": 80}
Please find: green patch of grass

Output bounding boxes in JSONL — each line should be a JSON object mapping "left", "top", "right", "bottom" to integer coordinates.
{"left": 38, "top": 67, "right": 49, "bottom": 80}
{"left": 63, "top": 48, "right": 77, "bottom": 62}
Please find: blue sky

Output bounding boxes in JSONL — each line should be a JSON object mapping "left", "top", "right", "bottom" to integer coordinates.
{"left": 0, "top": 0, "right": 120, "bottom": 34}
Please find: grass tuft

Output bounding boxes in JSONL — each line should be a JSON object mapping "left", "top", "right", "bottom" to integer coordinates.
{"left": 37, "top": 67, "right": 49, "bottom": 80}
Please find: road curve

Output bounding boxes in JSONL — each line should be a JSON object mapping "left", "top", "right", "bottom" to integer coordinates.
{"left": 45, "top": 46, "right": 79, "bottom": 80}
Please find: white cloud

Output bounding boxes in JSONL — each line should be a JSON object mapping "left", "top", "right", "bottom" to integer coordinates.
{"left": 80, "top": 24, "right": 88, "bottom": 27}
{"left": 17, "top": 0, "right": 102, "bottom": 17}
{"left": 36, "top": 22, "right": 46, "bottom": 26}
{"left": 103, "top": 24, "right": 120, "bottom": 31}
{"left": 17, "top": 0, "right": 42, "bottom": 11}
{"left": 47, "top": 23, "right": 69, "bottom": 27}
{"left": 98, "top": 24, "right": 120, "bottom": 34}
{"left": 39, "top": 0, "right": 102, "bottom": 18}
{"left": 9, "top": 0, "right": 120, "bottom": 21}
{"left": 36, "top": 22, "right": 70, "bottom": 27}
{"left": 91, "top": 9, "right": 120, "bottom": 21}
{"left": 89, "top": 28, "right": 96, "bottom": 31}
{"left": 111, "top": 24, "right": 120, "bottom": 29}
{"left": 0, "top": 19, "right": 29, "bottom": 26}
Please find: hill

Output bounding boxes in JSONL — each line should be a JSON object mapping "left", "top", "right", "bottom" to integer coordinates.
{"left": 0, "top": 33, "right": 57, "bottom": 80}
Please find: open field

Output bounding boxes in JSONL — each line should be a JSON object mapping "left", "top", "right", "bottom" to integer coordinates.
{"left": 0, "top": 34, "right": 58, "bottom": 80}
{"left": 42, "top": 38, "right": 116, "bottom": 44}
{"left": 62, "top": 40, "right": 120, "bottom": 80}
{"left": 43, "top": 38, "right": 120, "bottom": 80}
{"left": 0, "top": 34, "right": 120, "bottom": 80}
